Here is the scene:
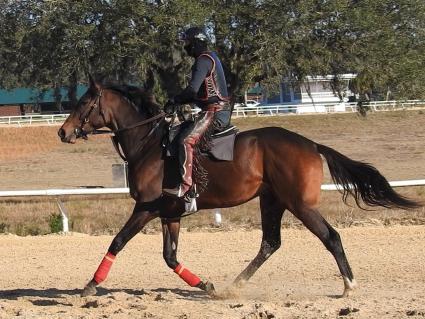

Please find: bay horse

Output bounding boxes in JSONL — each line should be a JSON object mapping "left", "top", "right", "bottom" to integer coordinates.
{"left": 58, "top": 76, "right": 420, "bottom": 298}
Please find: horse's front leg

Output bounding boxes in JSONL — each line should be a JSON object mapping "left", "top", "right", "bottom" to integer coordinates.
{"left": 161, "top": 218, "right": 216, "bottom": 295}
{"left": 81, "top": 203, "right": 158, "bottom": 297}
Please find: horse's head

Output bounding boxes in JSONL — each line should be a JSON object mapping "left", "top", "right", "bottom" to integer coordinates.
{"left": 58, "top": 75, "right": 110, "bottom": 143}
{"left": 59, "top": 72, "right": 163, "bottom": 144}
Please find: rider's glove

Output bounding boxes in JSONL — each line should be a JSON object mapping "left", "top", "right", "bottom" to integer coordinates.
{"left": 164, "top": 99, "right": 176, "bottom": 114}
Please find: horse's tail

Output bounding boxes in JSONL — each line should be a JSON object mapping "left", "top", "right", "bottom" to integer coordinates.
{"left": 316, "top": 143, "right": 421, "bottom": 210}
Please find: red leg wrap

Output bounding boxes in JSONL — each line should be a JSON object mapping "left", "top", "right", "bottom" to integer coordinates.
{"left": 174, "top": 264, "right": 201, "bottom": 287}
{"left": 93, "top": 252, "right": 116, "bottom": 284}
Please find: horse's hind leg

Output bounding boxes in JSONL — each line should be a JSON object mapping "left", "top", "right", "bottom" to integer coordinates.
{"left": 292, "top": 205, "right": 357, "bottom": 297}
{"left": 233, "top": 191, "right": 285, "bottom": 286}
{"left": 81, "top": 203, "right": 158, "bottom": 297}
{"left": 161, "top": 218, "right": 215, "bottom": 295}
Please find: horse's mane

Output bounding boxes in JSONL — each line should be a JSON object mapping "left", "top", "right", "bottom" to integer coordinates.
{"left": 104, "top": 83, "right": 162, "bottom": 117}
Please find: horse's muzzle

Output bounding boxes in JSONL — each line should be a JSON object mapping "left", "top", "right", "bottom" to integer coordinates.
{"left": 58, "top": 127, "right": 80, "bottom": 143}
{"left": 58, "top": 128, "right": 66, "bottom": 140}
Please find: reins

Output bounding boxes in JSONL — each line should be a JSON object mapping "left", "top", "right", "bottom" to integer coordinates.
{"left": 113, "top": 112, "right": 166, "bottom": 135}
{"left": 111, "top": 114, "right": 165, "bottom": 162}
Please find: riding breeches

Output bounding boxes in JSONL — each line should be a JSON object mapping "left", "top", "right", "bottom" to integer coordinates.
{"left": 177, "top": 111, "right": 215, "bottom": 189}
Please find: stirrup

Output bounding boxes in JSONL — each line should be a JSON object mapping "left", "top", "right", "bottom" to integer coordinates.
{"left": 183, "top": 184, "right": 199, "bottom": 201}
{"left": 184, "top": 185, "right": 199, "bottom": 213}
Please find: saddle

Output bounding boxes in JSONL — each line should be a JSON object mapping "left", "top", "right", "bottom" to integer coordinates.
{"left": 164, "top": 118, "right": 238, "bottom": 161}
{"left": 163, "top": 112, "right": 238, "bottom": 213}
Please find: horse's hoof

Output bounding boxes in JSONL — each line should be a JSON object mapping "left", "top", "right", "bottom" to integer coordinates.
{"left": 204, "top": 282, "right": 216, "bottom": 296}
{"left": 232, "top": 279, "right": 247, "bottom": 288}
{"left": 342, "top": 277, "right": 358, "bottom": 298}
{"left": 81, "top": 282, "right": 97, "bottom": 297}
{"left": 197, "top": 281, "right": 216, "bottom": 296}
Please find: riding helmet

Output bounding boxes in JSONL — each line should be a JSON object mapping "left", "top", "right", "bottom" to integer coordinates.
{"left": 180, "top": 27, "right": 208, "bottom": 57}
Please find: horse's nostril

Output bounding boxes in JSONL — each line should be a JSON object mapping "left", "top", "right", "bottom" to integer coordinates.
{"left": 58, "top": 128, "right": 65, "bottom": 139}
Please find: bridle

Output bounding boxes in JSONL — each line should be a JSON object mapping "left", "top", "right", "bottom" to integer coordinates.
{"left": 75, "top": 89, "right": 105, "bottom": 139}
{"left": 74, "top": 87, "right": 166, "bottom": 161}
{"left": 76, "top": 88, "right": 165, "bottom": 133}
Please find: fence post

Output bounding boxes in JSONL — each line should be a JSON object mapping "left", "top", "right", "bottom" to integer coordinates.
{"left": 214, "top": 208, "right": 222, "bottom": 226}
{"left": 56, "top": 198, "right": 69, "bottom": 233}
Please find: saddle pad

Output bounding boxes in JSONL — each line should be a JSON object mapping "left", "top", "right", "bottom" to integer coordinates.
{"left": 208, "top": 132, "right": 236, "bottom": 161}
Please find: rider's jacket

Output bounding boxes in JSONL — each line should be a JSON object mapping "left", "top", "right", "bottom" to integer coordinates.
{"left": 174, "top": 51, "right": 230, "bottom": 110}
{"left": 192, "top": 51, "right": 229, "bottom": 108}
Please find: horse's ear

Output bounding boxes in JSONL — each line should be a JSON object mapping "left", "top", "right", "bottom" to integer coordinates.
{"left": 144, "top": 69, "right": 155, "bottom": 92}
{"left": 88, "top": 74, "right": 101, "bottom": 92}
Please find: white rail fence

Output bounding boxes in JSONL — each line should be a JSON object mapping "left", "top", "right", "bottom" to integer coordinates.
{"left": 0, "top": 187, "right": 129, "bottom": 197}
{"left": 1, "top": 100, "right": 425, "bottom": 126}
{"left": 0, "top": 113, "right": 68, "bottom": 126}
{"left": 1, "top": 179, "right": 424, "bottom": 197}
{"left": 0, "top": 179, "right": 423, "bottom": 233}
{"left": 233, "top": 100, "right": 425, "bottom": 118}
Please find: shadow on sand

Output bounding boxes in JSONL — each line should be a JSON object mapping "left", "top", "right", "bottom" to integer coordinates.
{"left": 0, "top": 286, "right": 209, "bottom": 303}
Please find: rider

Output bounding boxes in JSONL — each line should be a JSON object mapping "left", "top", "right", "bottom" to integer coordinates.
{"left": 163, "top": 26, "right": 231, "bottom": 197}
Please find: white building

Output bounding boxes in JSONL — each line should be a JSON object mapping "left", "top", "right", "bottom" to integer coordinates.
{"left": 265, "top": 73, "right": 357, "bottom": 105}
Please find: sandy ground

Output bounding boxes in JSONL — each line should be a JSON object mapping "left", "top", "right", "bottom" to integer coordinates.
{"left": 1, "top": 226, "right": 424, "bottom": 319}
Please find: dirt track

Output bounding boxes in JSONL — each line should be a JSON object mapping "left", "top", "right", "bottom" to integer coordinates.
{"left": 1, "top": 226, "right": 424, "bottom": 318}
